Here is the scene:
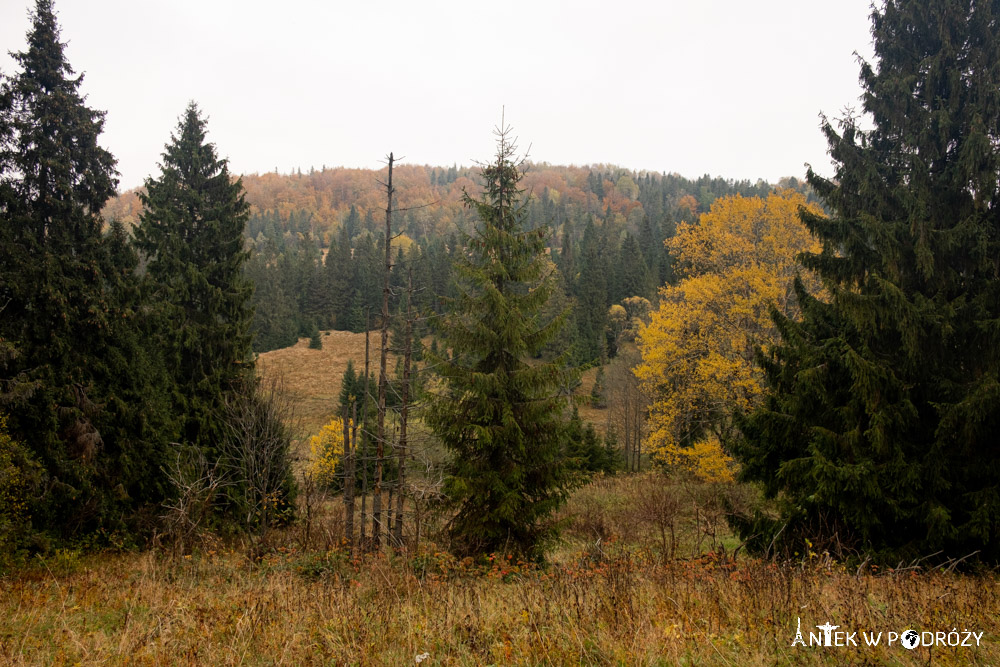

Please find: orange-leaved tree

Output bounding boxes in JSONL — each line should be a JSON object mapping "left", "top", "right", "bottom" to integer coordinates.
{"left": 635, "top": 190, "right": 823, "bottom": 480}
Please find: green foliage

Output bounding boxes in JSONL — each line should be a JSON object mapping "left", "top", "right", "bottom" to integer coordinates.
{"left": 307, "top": 323, "right": 322, "bottom": 350}
{"left": 0, "top": 413, "right": 42, "bottom": 556}
{"left": 245, "top": 233, "right": 317, "bottom": 352}
{"left": 565, "top": 408, "right": 617, "bottom": 475}
{"left": 135, "top": 102, "right": 254, "bottom": 462}
{"left": 590, "top": 367, "right": 607, "bottom": 408}
{"left": 426, "top": 126, "right": 578, "bottom": 559}
{"left": 231, "top": 159, "right": 800, "bottom": 356}
{"left": 573, "top": 220, "right": 610, "bottom": 364}
{"left": 733, "top": 0, "right": 1000, "bottom": 563}
{"left": 0, "top": 0, "right": 174, "bottom": 539}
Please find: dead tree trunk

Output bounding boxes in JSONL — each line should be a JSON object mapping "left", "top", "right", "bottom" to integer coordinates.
{"left": 360, "top": 310, "right": 370, "bottom": 548}
{"left": 374, "top": 152, "right": 395, "bottom": 552}
{"left": 343, "top": 403, "right": 356, "bottom": 549}
{"left": 392, "top": 268, "right": 413, "bottom": 547}
{"left": 623, "top": 384, "right": 632, "bottom": 472}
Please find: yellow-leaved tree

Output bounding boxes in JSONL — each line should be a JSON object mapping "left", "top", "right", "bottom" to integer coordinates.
{"left": 309, "top": 417, "right": 347, "bottom": 486}
{"left": 635, "top": 190, "right": 823, "bottom": 481}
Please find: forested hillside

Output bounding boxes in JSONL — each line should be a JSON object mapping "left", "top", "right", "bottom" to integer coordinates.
{"left": 107, "top": 165, "right": 814, "bottom": 357}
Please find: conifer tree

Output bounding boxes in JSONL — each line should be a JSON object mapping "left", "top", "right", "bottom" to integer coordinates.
{"left": 135, "top": 102, "right": 253, "bottom": 457}
{"left": 307, "top": 324, "right": 323, "bottom": 350}
{"left": 565, "top": 407, "right": 617, "bottom": 474}
{"left": 574, "top": 220, "right": 610, "bottom": 364}
{"left": 617, "top": 233, "right": 651, "bottom": 301}
{"left": 324, "top": 232, "right": 352, "bottom": 328}
{"left": 350, "top": 233, "right": 382, "bottom": 330}
{"left": 304, "top": 263, "right": 331, "bottom": 329}
{"left": 733, "top": 0, "right": 1000, "bottom": 562}
{"left": 406, "top": 243, "right": 434, "bottom": 317}
{"left": 426, "top": 125, "right": 577, "bottom": 558}
{"left": 0, "top": 0, "right": 173, "bottom": 536}
{"left": 557, "top": 221, "right": 576, "bottom": 291}
{"left": 338, "top": 360, "right": 359, "bottom": 414}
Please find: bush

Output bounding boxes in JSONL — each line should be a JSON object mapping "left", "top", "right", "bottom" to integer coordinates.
{"left": 308, "top": 417, "right": 346, "bottom": 487}
{"left": 0, "top": 413, "right": 41, "bottom": 557}
{"left": 218, "top": 377, "right": 298, "bottom": 537}
{"left": 308, "top": 326, "right": 322, "bottom": 350}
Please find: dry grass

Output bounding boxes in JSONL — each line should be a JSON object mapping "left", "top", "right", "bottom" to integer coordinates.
{"left": 3, "top": 475, "right": 998, "bottom": 665}
{"left": 258, "top": 330, "right": 611, "bottom": 440}
{"left": 256, "top": 330, "right": 389, "bottom": 438}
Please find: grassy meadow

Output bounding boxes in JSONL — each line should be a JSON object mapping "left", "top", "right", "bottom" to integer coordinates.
{"left": 2, "top": 333, "right": 998, "bottom": 665}
{"left": 255, "top": 331, "right": 609, "bottom": 439}
{"left": 255, "top": 330, "right": 380, "bottom": 437}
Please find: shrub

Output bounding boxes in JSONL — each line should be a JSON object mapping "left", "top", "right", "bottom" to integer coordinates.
{"left": 308, "top": 417, "right": 347, "bottom": 487}
{"left": 0, "top": 413, "right": 41, "bottom": 556}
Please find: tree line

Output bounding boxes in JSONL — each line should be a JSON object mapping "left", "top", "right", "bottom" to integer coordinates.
{"left": 233, "top": 165, "right": 816, "bottom": 362}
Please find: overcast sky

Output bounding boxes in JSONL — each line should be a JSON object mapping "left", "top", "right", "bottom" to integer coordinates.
{"left": 1, "top": 0, "right": 877, "bottom": 192}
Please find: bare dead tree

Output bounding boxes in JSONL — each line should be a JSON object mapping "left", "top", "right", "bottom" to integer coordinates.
{"left": 218, "top": 376, "right": 298, "bottom": 542}
{"left": 633, "top": 475, "right": 682, "bottom": 561}
{"left": 391, "top": 268, "right": 414, "bottom": 548}
{"left": 606, "top": 349, "right": 649, "bottom": 473}
{"left": 342, "top": 403, "right": 356, "bottom": 549}
{"left": 374, "top": 152, "right": 395, "bottom": 552}
{"left": 408, "top": 450, "right": 446, "bottom": 552}
{"left": 361, "top": 310, "right": 370, "bottom": 548}
{"left": 386, "top": 482, "right": 394, "bottom": 547}
{"left": 159, "top": 446, "right": 228, "bottom": 557}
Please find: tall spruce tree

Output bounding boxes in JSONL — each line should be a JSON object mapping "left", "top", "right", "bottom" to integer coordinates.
{"left": 733, "top": 0, "right": 1000, "bottom": 562}
{"left": 324, "top": 232, "right": 353, "bottom": 329}
{"left": 426, "top": 125, "right": 577, "bottom": 559}
{"left": 574, "top": 219, "right": 610, "bottom": 364}
{"left": 617, "top": 232, "right": 651, "bottom": 302}
{"left": 135, "top": 102, "right": 253, "bottom": 457}
{"left": 0, "top": 0, "right": 173, "bottom": 537}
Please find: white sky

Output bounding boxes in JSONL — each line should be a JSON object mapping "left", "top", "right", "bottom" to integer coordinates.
{"left": 1, "top": 0, "right": 876, "bottom": 192}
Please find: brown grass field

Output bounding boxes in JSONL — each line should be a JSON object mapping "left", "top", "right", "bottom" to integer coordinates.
{"left": 2, "top": 336, "right": 998, "bottom": 665}
{"left": 257, "top": 330, "right": 607, "bottom": 440}
{"left": 256, "top": 330, "right": 382, "bottom": 438}
{"left": 2, "top": 474, "right": 998, "bottom": 665}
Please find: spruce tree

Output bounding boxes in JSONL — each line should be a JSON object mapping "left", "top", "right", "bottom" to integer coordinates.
{"left": 325, "top": 230, "right": 353, "bottom": 328}
{"left": 574, "top": 220, "right": 610, "bottom": 364}
{"left": 617, "top": 233, "right": 651, "bottom": 301}
{"left": 0, "top": 0, "right": 173, "bottom": 537}
{"left": 338, "top": 360, "right": 359, "bottom": 414}
{"left": 307, "top": 323, "right": 323, "bottom": 350}
{"left": 426, "top": 125, "right": 577, "bottom": 559}
{"left": 407, "top": 243, "right": 435, "bottom": 317}
{"left": 135, "top": 102, "right": 253, "bottom": 458}
{"left": 733, "top": 0, "right": 1000, "bottom": 562}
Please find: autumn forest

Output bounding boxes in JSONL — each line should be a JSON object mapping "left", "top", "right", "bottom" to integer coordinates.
{"left": 3, "top": 0, "right": 1000, "bottom": 663}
